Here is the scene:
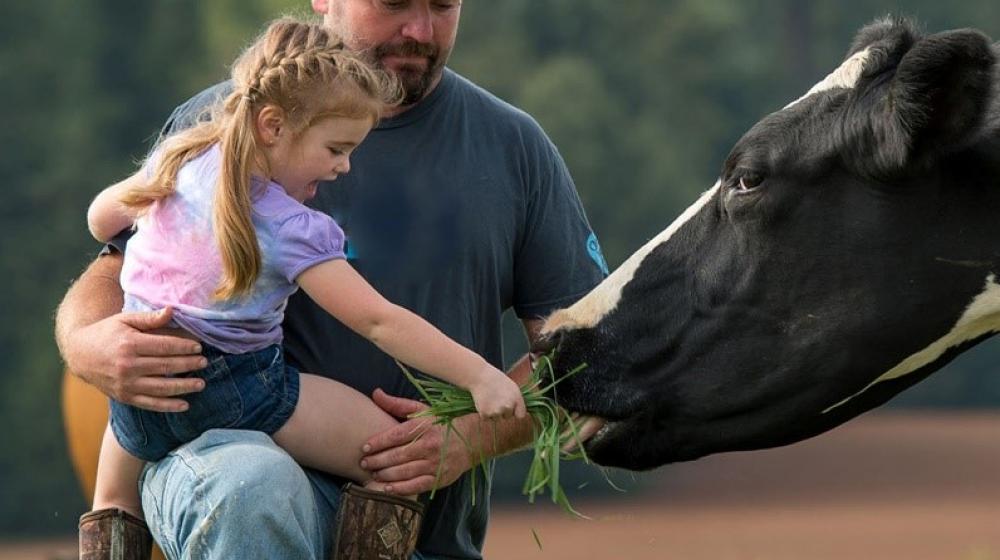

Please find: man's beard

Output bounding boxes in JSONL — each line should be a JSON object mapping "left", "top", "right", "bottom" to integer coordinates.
{"left": 371, "top": 40, "right": 444, "bottom": 105}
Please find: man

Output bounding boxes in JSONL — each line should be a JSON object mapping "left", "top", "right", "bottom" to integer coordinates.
{"left": 56, "top": 1, "right": 608, "bottom": 558}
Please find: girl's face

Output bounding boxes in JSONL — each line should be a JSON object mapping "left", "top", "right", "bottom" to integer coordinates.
{"left": 266, "top": 115, "right": 373, "bottom": 203}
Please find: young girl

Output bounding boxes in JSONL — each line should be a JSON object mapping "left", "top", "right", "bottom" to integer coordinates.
{"left": 80, "top": 17, "right": 526, "bottom": 558}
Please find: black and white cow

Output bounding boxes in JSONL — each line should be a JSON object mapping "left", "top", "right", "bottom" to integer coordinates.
{"left": 543, "top": 18, "right": 1000, "bottom": 470}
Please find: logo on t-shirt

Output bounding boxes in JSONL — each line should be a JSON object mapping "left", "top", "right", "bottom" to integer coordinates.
{"left": 587, "top": 232, "right": 610, "bottom": 276}
{"left": 344, "top": 238, "right": 357, "bottom": 260}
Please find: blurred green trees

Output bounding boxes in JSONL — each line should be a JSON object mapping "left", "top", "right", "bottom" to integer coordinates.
{"left": 2, "top": 0, "right": 998, "bottom": 535}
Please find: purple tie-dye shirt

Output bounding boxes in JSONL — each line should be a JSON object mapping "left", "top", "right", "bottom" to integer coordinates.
{"left": 121, "top": 145, "right": 346, "bottom": 354}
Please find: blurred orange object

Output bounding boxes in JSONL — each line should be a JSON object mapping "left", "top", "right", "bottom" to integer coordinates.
{"left": 62, "top": 370, "right": 165, "bottom": 560}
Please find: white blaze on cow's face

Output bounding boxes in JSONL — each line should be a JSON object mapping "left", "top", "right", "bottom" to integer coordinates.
{"left": 542, "top": 182, "right": 720, "bottom": 335}
{"left": 542, "top": 47, "right": 876, "bottom": 337}
{"left": 783, "top": 47, "right": 872, "bottom": 109}
{"left": 827, "top": 274, "right": 1000, "bottom": 412}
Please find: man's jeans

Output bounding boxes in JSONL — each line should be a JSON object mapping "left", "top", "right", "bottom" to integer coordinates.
{"left": 139, "top": 429, "right": 426, "bottom": 560}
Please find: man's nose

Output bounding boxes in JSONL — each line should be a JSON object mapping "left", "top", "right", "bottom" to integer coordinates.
{"left": 400, "top": 5, "right": 433, "bottom": 44}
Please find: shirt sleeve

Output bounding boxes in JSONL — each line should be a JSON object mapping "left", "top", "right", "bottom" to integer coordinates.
{"left": 274, "top": 209, "right": 348, "bottom": 283}
{"left": 513, "top": 125, "right": 609, "bottom": 319}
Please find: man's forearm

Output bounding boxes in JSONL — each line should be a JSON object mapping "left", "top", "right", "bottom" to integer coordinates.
{"left": 54, "top": 253, "right": 125, "bottom": 361}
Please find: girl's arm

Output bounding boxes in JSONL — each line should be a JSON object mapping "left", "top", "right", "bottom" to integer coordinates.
{"left": 87, "top": 172, "right": 145, "bottom": 242}
{"left": 298, "top": 259, "right": 526, "bottom": 420}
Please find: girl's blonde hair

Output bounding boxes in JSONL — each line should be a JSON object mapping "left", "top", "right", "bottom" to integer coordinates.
{"left": 121, "top": 17, "right": 401, "bottom": 299}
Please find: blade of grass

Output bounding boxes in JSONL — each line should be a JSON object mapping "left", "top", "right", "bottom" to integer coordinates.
{"left": 531, "top": 528, "right": 543, "bottom": 551}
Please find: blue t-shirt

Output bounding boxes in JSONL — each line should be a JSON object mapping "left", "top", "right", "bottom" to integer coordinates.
{"left": 151, "top": 68, "right": 607, "bottom": 559}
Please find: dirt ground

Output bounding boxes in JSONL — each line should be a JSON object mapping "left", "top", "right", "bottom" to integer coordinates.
{"left": 3, "top": 412, "right": 999, "bottom": 560}
{"left": 484, "top": 502, "right": 1000, "bottom": 560}
{"left": 483, "top": 411, "right": 1000, "bottom": 560}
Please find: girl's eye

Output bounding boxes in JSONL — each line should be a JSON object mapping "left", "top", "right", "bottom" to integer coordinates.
{"left": 329, "top": 148, "right": 344, "bottom": 156}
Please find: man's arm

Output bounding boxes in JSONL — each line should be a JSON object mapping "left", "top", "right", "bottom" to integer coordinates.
{"left": 55, "top": 252, "right": 208, "bottom": 412}
{"left": 358, "top": 318, "right": 554, "bottom": 495}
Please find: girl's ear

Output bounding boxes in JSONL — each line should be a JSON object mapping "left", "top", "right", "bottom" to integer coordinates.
{"left": 256, "top": 105, "right": 286, "bottom": 146}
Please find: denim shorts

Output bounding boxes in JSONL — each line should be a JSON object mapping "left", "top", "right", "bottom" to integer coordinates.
{"left": 110, "top": 344, "right": 300, "bottom": 462}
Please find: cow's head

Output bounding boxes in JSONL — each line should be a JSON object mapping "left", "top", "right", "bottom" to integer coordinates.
{"left": 543, "top": 18, "right": 1000, "bottom": 470}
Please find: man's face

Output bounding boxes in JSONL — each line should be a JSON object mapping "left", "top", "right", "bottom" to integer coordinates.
{"left": 315, "top": 0, "right": 462, "bottom": 105}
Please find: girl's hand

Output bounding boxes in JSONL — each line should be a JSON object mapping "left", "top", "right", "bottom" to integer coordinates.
{"left": 469, "top": 369, "right": 527, "bottom": 421}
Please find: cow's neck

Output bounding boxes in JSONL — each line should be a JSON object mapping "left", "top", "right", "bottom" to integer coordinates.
{"left": 828, "top": 146, "right": 1000, "bottom": 411}
{"left": 828, "top": 274, "right": 1000, "bottom": 412}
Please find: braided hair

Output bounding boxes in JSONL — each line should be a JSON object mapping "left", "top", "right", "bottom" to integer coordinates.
{"left": 119, "top": 17, "right": 401, "bottom": 300}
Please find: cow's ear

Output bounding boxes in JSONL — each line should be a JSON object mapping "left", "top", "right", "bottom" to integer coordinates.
{"left": 846, "top": 16, "right": 918, "bottom": 60}
{"left": 873, "top": 29, "right": 995, "bottom": 176}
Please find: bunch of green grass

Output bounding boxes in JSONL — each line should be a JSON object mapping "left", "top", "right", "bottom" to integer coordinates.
{"left": 399, "top": 354, "right": 591, "bottom": 516}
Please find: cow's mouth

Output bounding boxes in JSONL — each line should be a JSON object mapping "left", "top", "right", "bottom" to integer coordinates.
{"left": 578, "top": 417, "right": 625, "bottom": 459}
{"left": 587, "top": 419, "right": 615, "bottom": 446}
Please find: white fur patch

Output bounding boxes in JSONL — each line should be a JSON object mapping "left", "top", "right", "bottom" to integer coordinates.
{"left": 541, "top": 182, "right": 721, "bottom": 335}
{"left": 825, "top": 274, "right": 1000, "bottom": 413}
{"left": 783, "top": 47, "right": 872, "bottom": 109}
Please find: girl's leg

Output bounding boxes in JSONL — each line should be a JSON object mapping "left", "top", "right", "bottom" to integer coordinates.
{"left": 272, "top": 373, "right": 400, "bottom": 490}
{"left": 274, "top": 374, "right": 425, "bottom": 560}
{"left": 92, "top": 423, "right": 145, "bottom": 519}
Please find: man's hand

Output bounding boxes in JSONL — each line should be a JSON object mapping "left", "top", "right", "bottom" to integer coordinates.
{"left": 359, "top": 389, "right": 478, "bottom": 495}
{"left": 64, "top": 307, "right": 207, "bottom": 412}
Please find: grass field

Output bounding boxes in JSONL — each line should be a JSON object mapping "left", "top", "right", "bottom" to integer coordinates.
{"left": 3, "top": 412, "right": 998, "bottom": 559}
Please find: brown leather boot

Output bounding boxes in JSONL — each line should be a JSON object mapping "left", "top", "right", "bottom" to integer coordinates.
{"left": 332, "top": 484, "right": 425, "bottom": 560}
{"left": 79, "top": 508, "right": 153, "bottom": 560}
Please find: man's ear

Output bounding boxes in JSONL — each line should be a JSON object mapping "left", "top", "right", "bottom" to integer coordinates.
{"left": 873, "top": 29, "right": 995, "bottom": 175}
{"left": 255, "top": 105, "right": 286, "bottom": 146}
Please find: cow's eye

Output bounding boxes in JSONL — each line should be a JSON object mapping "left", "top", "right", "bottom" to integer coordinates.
{"left": 737, "top": 172, "right": 765, "bottom": 191}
